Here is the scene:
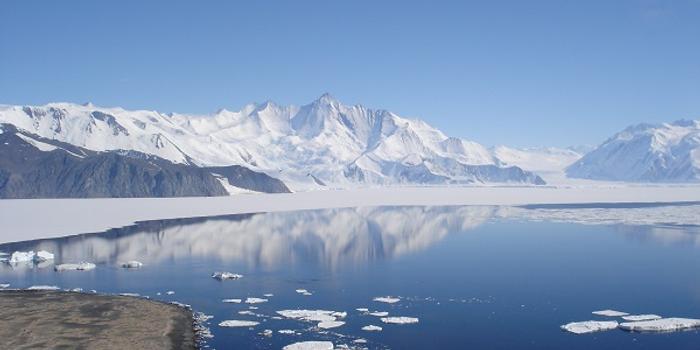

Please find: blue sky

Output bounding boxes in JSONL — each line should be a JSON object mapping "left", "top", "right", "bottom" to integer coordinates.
{"left": 1, "top": 0, "right": 699, "bottom": 147}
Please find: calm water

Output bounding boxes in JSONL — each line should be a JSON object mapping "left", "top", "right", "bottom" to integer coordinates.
{"left": 1, "top": 205, "right": 700, "bottom": 349}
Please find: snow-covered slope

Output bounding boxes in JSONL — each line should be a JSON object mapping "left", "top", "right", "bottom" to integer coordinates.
{"left": 493, "top": 146, "right": 584, "bottom": 183}
{"left": 567, "top": 120, "right": 700, "bottom": 182}
{"left": 0, "top": 94, "right": 545, "bottom": 189}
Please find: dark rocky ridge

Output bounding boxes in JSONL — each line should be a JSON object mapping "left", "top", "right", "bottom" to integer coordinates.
{"left": 0, "top": 124, "right": 290, "bottom": 198}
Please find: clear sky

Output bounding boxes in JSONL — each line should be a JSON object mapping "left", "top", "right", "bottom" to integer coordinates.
{"left": 1, "top": 0, "right": 699, "bottom": 147}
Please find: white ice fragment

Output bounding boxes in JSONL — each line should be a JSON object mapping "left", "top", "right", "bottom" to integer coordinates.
{"left": 278, "top": 329, "right": 296, "bottom": 334}
{"left": 369, "top": 311, "right": 388, "bottom": 317}
{"left": 331, "top": 311, "right": 347, "bottom": 319}
{"left": 356, "top": 308, "right": 369, "bottom": 312}
{"left": 121, "top": 261, "right": 143, "bottom": 268}
{"left": 238, "top": 311, "right": 256, "bottom": 316}
{"left": 27, "top": 285, "right": 60, "bottom": 290}
{"left": 381, "top": 316, "right": 419, "bottom": 324}
{"left": 295, "top": 289, "right": 312, "bottom": 296}
{"left": 361, "top": 325, "right": 382, "bottom": 332}
{"left": 561, "top": 320, "right": 619, "bottom": 334}
{"left": 619, "top": 318, "right": 700, "bottom": 332}
{"left": 212, "top": 272, "right": 243, "bottom": 280}
{"left": 592, "top": 309, "right": 629, "bottom": 317}
{"left": 156, "top": 292, "right": 161, "bottom": 296}
{"left": 245, "top": 297, "right": 268, "bottom": 304}
{"left": 34, "top": 250, "right": 54, "bottom": 262}
{"left": 218, "top": 320, "right": 259, "bottom": 328}
{"left": 317, "top": 320, "right": 345, "bottom": 329}
{"left": 260, "top": 329, "right": 273, "bottom": 337}
{"left": 282, "top": 341, "right": 334, "bottom": 350}
{"left": 277, "top": 310, "right": 339, "bottom": 323}
{"left": 8, "top": 251, "right": 35, "bottom": 264}
{"left": 0, "top": 283, "right": 10, "bottom": 288}
{"left": 264, "top": 293, "right": 274, "bottom": 297}
{"left": 373, "top": 296, "right": 400, "bottom": 304}
{"left": 70, "top": 288, "right": 83, "bottom": 292}
{"left": 54, "top": 262, "right": 96, "bottom": 271}
{"left": 353, "top": 339, "right": 367, "bottom": 344}
{"left": 621, "top": 314, "right": 663, "bottom": 322}
{"left": 119, "top": 293, "right": 140, "bottom": 297}
{"left": 223, "top": 298, "right": 242, "bottom": 303}
{"left": 166, "top": 290, "right": 175, "bottom": 295}
{"left": 248, "top": 306, "right": 259, "bottom": 310}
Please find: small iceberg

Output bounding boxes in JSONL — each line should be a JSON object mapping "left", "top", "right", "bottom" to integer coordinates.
{"left": 121, "top": 261, "right": 143, "bottom": 268}
{"left": 353, "top": 339, "right": 367, "bottom": 344}
{"left": 260, "top": 329, "right": 273, "bottom": 337}
{"left": 212, "top": 272, "right": 243, "bottom": 280}
{"left": 27, "top": 285, "right": 60, "bottom": 291}
{"left": 381, "top": 316, "right": 419, "bottom": 324}
{"left": 0, "top": 283, "right": 10, "bottom": 288}
{"left": 277, "top": 310, "right": 342, "bottom": 323}
{"left": 245, "top": 297, "right": 268, "bottom": 304}
{"left": 34, "top": 251, "right": 54, "bottom": 263}
{"left": 621, "top": 314, "right": 662, "bottom": 322}
{"left": 218, "top": 320, "right": 259, "bottom": 328}
{"left": 362, "top": 325, "right": 383, "bottom": 332}
{"left": 317, "top": 320, "right": 345, "bottom": 329}
{"left": 619, "top": 318, "right": 700, "bottom": 332}
{"left": 356, "top": 308, "right": 369, "bottom": 313}
{"left": 373, "top": 296, "right": 400, "bottom": 304}
{"left": 54, "top": 262, "right": 96, "bottom": 271}
{"left": 263, "top": 293, "right": 274, "bottom": 297}
{"left": 223, "top": 298, "right": 242, "bottom": 304}
{"left": 295, "top": 289, "right": 312, "bottom": 296}
{"left": 369, "top": 311, "right": 388, "bottom": 317}
{"left": 592, "top": 309, "right": 629, "bottom": 317}
{"left": 561, "top": 320, "right": 619, "bottom": 334}
{"left": 278, "top": 329, "right": 296, "bottom": 335}
{"left": 282, "top": 341, "right": 334, "bottom": 350}
{"left": 166, "top": 291, "right": 175, "bottom": 295}
{"left": 7, "top": 251, "right": 34, "bottom": 264}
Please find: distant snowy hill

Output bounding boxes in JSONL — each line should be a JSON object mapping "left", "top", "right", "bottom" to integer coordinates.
{"left": 0, "top": 94, "right": 545, "bottom": 189}
{"left": 493, "top": 146, "right": 584, "bottom": 184}
{"left": 567, "top": 120, "right": 700, "bottom": 182}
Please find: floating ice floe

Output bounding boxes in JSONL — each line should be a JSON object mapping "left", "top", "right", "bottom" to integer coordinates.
{"left": 318, "top": 321, "right": 345, "bottom": 329}
{"left": 212, "top": 272, "right": 243, "bottom": 280}
{"left": 295, "top": 289, "right": 313, "bottom": 296}
{"left": 34, "top": 251, "right": 54, "bottom": 263}
{"left": 7, "top": 251, "right": 34, "bottom": 264}
{"left": 166, "top": 290, "right": 175, "bottom": 295}
{"left": 218, "top": 320, "right": 260, "bottom": 328}
{"left": 278, "top": 329, "right": 296, "bottom": 335}
{"left": 592, "top": 309, "right": 629, "bottom": 317}
{"left": 282, "top": 341, "right": 334, "bottom": 350}
{"left": 245, "top": 297, "right": 268, "bottom": 304}
{"left": 121, "top": 261, "right": 143, "bottom": 268}
{"left": 356, "top": 308, "right": 369, "bottom": 313}
{"left": 69, "top": 288, "right": 83, "bottom": 292}
{"left": 277, "top": 309, "right": 342, "bottom": 323}
{"left": 260, "top": 329, "right": 273, "bottom": 337}
{"left": 0, "top": 283, "right": 10, "bottom": 288}
{"left": 381, "top": 316, "right": 419, "bottom": 324}
{"left": 223, "top": 298, "right": 242, "bottom": 303}
{"left": 561, "top": 321, "right": 619, "bottom": 334}
{"left": 264, "top": 293, "right": 274, "bottom": 297}
{"left": 361, "top": 325, "right": 383, "bottom": 332}
{"left": 353, "top": 339, "right": 367, "bottom": 344}
{"left": 619, "top": 318, "right": 700, "bottom": 332}
{"left": 249, "top": 306, "right": 259, "bottom": 310}
{"left": 373, "top": 296, "right": 400, "bottom": 304}
{"left": 621, "top": 314, "right": 663, "bottom": 322}
{"left": 54, "top": 262, "right": 96, "bottom": 271}
{"left": 369, "top": 311, "right": 388, "bottom": 317}
{"left": 27, "top": 285, "right": 60, "bottom": 291}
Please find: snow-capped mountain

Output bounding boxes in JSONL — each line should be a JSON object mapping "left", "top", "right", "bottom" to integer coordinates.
{"left": 493, "top": 146, "right": 584, "bottom": 183}
{"left": 0, "top": 94, "right": 545, "bottom": 189}
{"left": 567, "top": 120, "right": 700, "bottom": 182}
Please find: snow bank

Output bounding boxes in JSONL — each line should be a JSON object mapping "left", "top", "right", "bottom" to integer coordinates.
{"left": 621, "top": 314, "right": 662, "bottom": 322}
{"left": 282, "top": 341, "right": 334, "bottom": 350}
{"left": 561, "top": 321, "right": 619, "bottom": 334}
{"left": 218, "top": 320, "right": 259, "bottom": 328}
{"left": 592, "top": 309, "right": 629, "bottom": 317}
{"left": 381, "top": 316, "right": 419, "bottom": 324}
{"left": 212, "top": 272, "right": 243, "bottom": 280}
{"left": 619, "top": 318, "right": 700, "bottom": 332}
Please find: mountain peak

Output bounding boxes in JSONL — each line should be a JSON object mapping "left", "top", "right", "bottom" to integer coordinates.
{"left": 315, "top": 93, "right": 339, "bottom": 106}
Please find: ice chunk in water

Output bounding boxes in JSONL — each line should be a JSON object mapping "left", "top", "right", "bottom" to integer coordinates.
{"left": 592, "top": 309, "right": 629, "bottom": 317}
{"left": 54, "top": 262, "right": 96, "bottom": 271}
{"left": 0, "top": 283, "right": 10, "bottom": 288}
{"left": 561, "top": 320, "right": 619, "bottom": 334}
{"left": 621, "top": 314, "right": 662, "bottom": 322}
{"left": 119, "top": 293, "right": 141, "bottom": 297}
{"left": 223, "top": 299, "right": 242, "bottom": 303}
{"left": 7, "top": 251, "right": 35, "bottom": 264}
{"left": 369, "top": 311, "right": 388, "bottom": 317}
{"left": 381, "top": 316, "right": 419, "bottom": 324}
{"left": 295, "top": 289, "right": 312, "bottom": 296}
{"left": 277, "top": 310, "right": 340, "bottom": 323}
{"left": 361, "top": 325, "right": 382, "bottom": 332}
{"left": 278, "top": 329, "right": 296, "bottom": 334}
{"left": 219, "top": 320, "right": 259, "bottom": 327}
{"left": 245, "top": 297, "right": 268, "bottom": 304}
{"left": 34, "top": 250, "right": 54, "bottom": 262}
{"left": 619, "top": 318, "right": 700, "bottom": 332}
{"left": 373, "top": 296, "right": 400, "bottom": 304}
{"left": 356, "top": 308, "right": 369, "bottom": 313}
{"left": 317, "top": 320, "right": 345, "bottom": 329}
{"left": 212, "top": 272, "right": 243, "bottom": 280}
{"left": 121, "top": 261, "right": 143, "bottom": 268}
{"left": 27, "top": 285, "right": 60, "bottom": 290}
{"left": 282, "top": 341, "right": 334, "bottom": 350}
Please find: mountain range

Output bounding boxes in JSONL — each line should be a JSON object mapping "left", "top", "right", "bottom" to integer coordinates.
{"left": 0, "top": 94, "right": 698, "bottom": 198}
